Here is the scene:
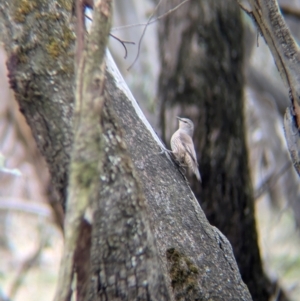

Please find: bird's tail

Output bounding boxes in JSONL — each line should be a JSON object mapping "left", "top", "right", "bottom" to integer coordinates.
{"left": 194, "top": 167, "right": 201, "bottom": 182}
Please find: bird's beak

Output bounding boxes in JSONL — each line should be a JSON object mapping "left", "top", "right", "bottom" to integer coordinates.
{"left": 176, "top": 116, "right": 182, "bottom": 121}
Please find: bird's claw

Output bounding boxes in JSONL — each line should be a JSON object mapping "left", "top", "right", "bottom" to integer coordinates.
{"left": 158, "top": 146, "right": 173, "bottom": 155}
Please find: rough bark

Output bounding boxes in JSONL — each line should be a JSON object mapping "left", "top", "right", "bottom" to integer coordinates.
{"left": 54, "top": 1, "right": 114, "bottom": 300}
{"left": 0, "top": 0, "right": 75, "bottom": 205}
{"left": 156, "top": 0, "right": 287, "bottom": 300}
{"left": 88, "top": 96, "right": 170, "bottom": 301}
{"left": 238, "top": 0, "right": 300, "bottom": 177}
{"left": 61, "top": 0, "right": 170, "bottom": 300}
{"left": 0, "top": 0, "right": 252, "bottom": 300}
{"left": 98, "top": 50, "right": 252, "bottom": 301}
{"left": 245, "top": 0, "right": 300, "bottom": 116}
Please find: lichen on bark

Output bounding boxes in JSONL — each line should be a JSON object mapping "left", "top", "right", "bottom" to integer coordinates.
{"left": 0, "top": 0, "right": 75, "bottom": 203}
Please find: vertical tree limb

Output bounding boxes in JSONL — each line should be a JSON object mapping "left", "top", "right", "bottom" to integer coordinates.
{"left": 238, "top": 0, "right": 300, "bottom": 176}
{"left": 54, "top": 1, "right": 112, "bottom": 300}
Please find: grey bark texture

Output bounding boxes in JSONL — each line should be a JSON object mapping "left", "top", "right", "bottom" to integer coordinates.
{"left": 105, "top": 54, "right": 252, "bottom": 300}
{"left": 88, "top": 99, "right": 170, "bottom": 301}
{"left": 0, "top": 0, "right": 252, "bottom": 300}
{"left": 0, "top": 0, "right": 75, "bottom": 204}
{"left": 240, "top": 0, "right": 300, "bottom": 177}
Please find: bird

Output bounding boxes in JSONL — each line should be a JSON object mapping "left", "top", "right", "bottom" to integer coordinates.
{"left": 170, "top": 117, "right": 201, "bottom": 182}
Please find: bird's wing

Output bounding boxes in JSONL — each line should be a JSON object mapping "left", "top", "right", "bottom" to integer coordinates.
{"left": 179, "top": 132, "right": 198, "bottom": 166}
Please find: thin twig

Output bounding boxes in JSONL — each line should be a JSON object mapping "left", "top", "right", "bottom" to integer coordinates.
{"left": 111, "top": 0, "right": 190, "bottom": 32}
{"left": 109, "top": 33, "right": 135, "bottom": 59}
{"left": 127, "top": 0, "right": 163, "bottom": 71}
{"left": 84, "top": 13, "right": 92, "bottom": 22}
{"left": 85, "top": 14, "right": 135, "bottom": 59}
{"left": 85, "top": 0, "right": 190, "bottom": 63}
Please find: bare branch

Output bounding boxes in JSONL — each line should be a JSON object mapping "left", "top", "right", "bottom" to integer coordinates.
{"left": 284, "top": 107, "right": 300, "bottom": 176}
{"left": 241, "top": 0, "right": 300, "bottom": 127}
{"left": 280, "top": 4, "right": 300, "bottom": 19}
{"left": 126, "top": 0, "right": 191, "bottom": 70}
{"left": 53, "top": 1, "right": 113, "bottom": 300}
{"left": 128, "top": 0, "right": 164, "bottom": 71}
{"left": 238, "top": 0, "right": 300, "bottom": 179}
{"left": 85, "top": 13, "right": 136, "bottom": 59}
{"left": 111, "top": 0, "right": 190, "bottom": 32}
{"left": 86, "top": 1, "right": 190, "bottom": 63}
{"left": 109, "top": 33, "right": 135, "bottom": 59}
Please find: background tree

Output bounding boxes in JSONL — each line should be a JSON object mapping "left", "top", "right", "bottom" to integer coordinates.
{"left": 156, "top": 0, "right": 288, "bottom": 300}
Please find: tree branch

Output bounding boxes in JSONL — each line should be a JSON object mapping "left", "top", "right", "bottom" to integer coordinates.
{"left": 239, "top": 0, "right": 300, "bottom": 176}
{"left": 280, "top": 4, "right": 300, "bottom": 19}
{"left": 244, "top": 1, "right": 300, "bottom": 118}
{"left": 54, "top": 1, "right": 112, "bottom": 300}
{"left": 104, "top": 50, "right": 252, "bottom": 300}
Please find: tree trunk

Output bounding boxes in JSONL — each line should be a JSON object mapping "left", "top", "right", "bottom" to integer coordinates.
{"left": 0, "top": 0, "right": 252, "bottom": 299}
{"left": 156, "top": 0, "right": 288, "bottom": 300}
